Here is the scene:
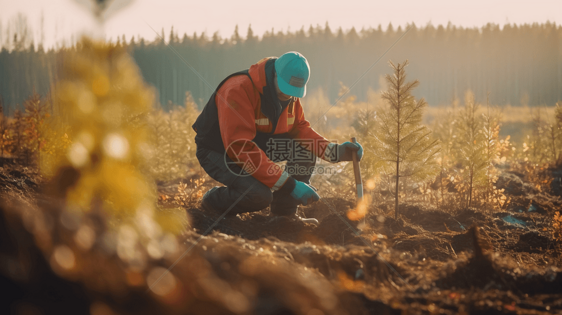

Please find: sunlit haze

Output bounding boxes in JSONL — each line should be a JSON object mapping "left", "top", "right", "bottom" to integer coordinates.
{"left": 0, "top": 0, "right": 560, "bottom": 49}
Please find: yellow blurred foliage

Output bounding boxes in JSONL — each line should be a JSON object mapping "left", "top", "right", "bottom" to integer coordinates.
{"left": 45, "top": 37, "right": 188, "bottom": 232}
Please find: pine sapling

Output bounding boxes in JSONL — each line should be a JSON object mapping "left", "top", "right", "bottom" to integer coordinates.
{"left": 530, "top": 106, "right": 547, "bottom": 163}
{"left": 353, "top": 108, "right": 377, "bottom": 180}
{"left": 455, "top": 92, "right": 487, "bottom": 208}
{"left": 552, "top": 102, "right": 562, "bottom": 166}
{"left": 11, "top": 110, "right": 24, "bottom": 160}
{"left": 431, "top": 98, "right": 458, "bottom": 207}
{"left": 23, "top": 91, "right": 50, "bottom": 169}
{"left": 372, "top": 60, "right": 440, "bottom": 219}
{"left": 546, "top": 121, "right": 560, "bottom": 166}
{"left": 481, "top": 96, "right": 503, "bottom": 210}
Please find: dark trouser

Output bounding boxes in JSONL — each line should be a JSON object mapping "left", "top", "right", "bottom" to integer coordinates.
{"left": 196, "top": 134, "right": 316, "bottom": 216}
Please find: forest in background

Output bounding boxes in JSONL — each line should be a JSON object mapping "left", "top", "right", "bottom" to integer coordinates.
{"left": 0, "top": 21, "right": 561, "bottom": 113}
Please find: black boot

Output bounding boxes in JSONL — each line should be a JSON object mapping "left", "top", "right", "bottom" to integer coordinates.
{"left": 270, "top": 189, "right": 299, "bottom": 216}
{"left": 269, "top": 188, "right": 319, "bottom": 226}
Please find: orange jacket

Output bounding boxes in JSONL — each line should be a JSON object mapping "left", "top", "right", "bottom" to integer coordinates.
{"left": 215, "top": 57, "right": 331, "bottom": 189}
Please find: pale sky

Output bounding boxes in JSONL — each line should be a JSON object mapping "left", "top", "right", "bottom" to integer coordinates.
{"left": 0, "top": 0, "right": 561, "bottom": 49}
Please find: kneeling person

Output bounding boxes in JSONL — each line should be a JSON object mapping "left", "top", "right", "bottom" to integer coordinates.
{"left": 192, "top": 52, "right": 363, "bottom": 222}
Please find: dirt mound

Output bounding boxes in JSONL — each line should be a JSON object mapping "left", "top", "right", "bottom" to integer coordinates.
{"left": 380, "top": 217, "right": 419, "bottom": 237}
{"left": 437, "top": 254, "right": 509, "bottom": 292}
{"left": 437, "top": 226, "right": 507, "bottom": 289}
{"left": 0, "top": 167, "right": 39, "bottom": 193}
{"left": 438, "top": 249, "right": 562, "bottom": 299}
{"left": 187, "top": 207, "right": 318, "bottom": 244}
{"left": 496, "top": 172, "right": 527, "bottom": 195}
{"left": 392, "top": 235, "right": 451, "bottom": 261}
{"left": 436, "top": 225, "right": 562, "bottom": 300}
{"left": 450, "top": 231, "right": 476, "bottom": 254}
{"left": 512, "top": 267, "right": 562, "bottom": 295}
{"left": 400, "top": 204, "right": 465, "bottom": 232}
{"left": 302, "top": 197, "right": 355, "bottom": 222}
{"left": 316, "top": 212, "right": 363, "bottom": 246}
{"left": 513, "top": 231, "right": 553, "bottom": 253}
{"left": 453, "top": 208, "right": 487, "bottom": 227}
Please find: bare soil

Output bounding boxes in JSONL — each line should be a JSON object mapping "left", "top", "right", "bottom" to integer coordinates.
{"left": 1, "top": 165, "right": 562, "bottom": 314}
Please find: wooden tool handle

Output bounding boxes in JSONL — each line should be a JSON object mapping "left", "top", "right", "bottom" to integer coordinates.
{"left": 351, "top": 137, "right": 363, "bottom": 200}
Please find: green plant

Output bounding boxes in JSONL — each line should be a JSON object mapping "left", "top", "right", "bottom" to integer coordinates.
{"left": 22, "top": 91, "right": 50, "bottom": 168}
{"left": 431, "top": 100, "right": 458, "bottom": 207}
{"left": 545, "top": 121, "right": 560, "bottom": 166}
{"left": 481, "top": 98, "right": 508, "bottom": 211}
{"left": 145, "top": 92, "right": 199, "bottom": 182}
{"left": 453, "top": 91, "right": 488, "bottom": 208}
{"left": 7, "top": 110, "right": 25, "bottom": 159}
{"left": 550, "top": 102, "right": 562, "bottom": 166}
{"left": 370, "top": 60, "right": 440, "bottom": 219}
{"left": 46, "top": 37, "right": 188, "bottom": 234}
{"left": 528, "top": 106, "right": 549, "bottom": 163}
{"left": 352, "top": 108, "right": 377, "bottom": 181}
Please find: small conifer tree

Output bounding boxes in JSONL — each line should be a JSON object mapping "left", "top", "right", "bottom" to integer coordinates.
{"left": 353, "top": 108, "right": 377, "bottom": 180}
{"left": 11, "top": 110, "right": 25, "bottom": 160}
{"left": 546, "top": 122, "right": 559, "bottom": 166}
{"left": 431, "top": 99, "right": 458, "bottom": 206}
{"left": 371, "top": 60, "right": 440, "bottom": 219}
{"left": 551, "top": 102, "right": 562, "bottom": 165}
{"left": 23, "top": 91, "right": 50, "bottom": 168}
{"left": 529, "top": 106, "right": 548, "bottom": 163}
{"left": 455, "top": 92, "right": 487, "bottom": 208}
{"left": 481, "top": 97, "right": 503, "bottom": 209}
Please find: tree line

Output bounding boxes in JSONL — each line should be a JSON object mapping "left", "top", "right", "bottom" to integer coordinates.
{"left": 1, "top": 22, "right": 561, "bottom": 114}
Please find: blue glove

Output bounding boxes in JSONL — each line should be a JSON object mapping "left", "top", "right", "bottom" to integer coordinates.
{"left": 337, "top": 141, "right": 363, "bottom": 162}
{"left": 290, "top": 181, "right": 320, "bottom": 205}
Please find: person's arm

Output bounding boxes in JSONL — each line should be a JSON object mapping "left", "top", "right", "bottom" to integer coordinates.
{"left": 287, "top": 98, "right": 339, "bottom": 162}
{"left": 217, "top": 78, "right": 291, "bottom": 190}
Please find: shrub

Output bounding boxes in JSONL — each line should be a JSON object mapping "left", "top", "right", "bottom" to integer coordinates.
{"left": 145, "top": 93, "right": 199, "bottom": 182}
